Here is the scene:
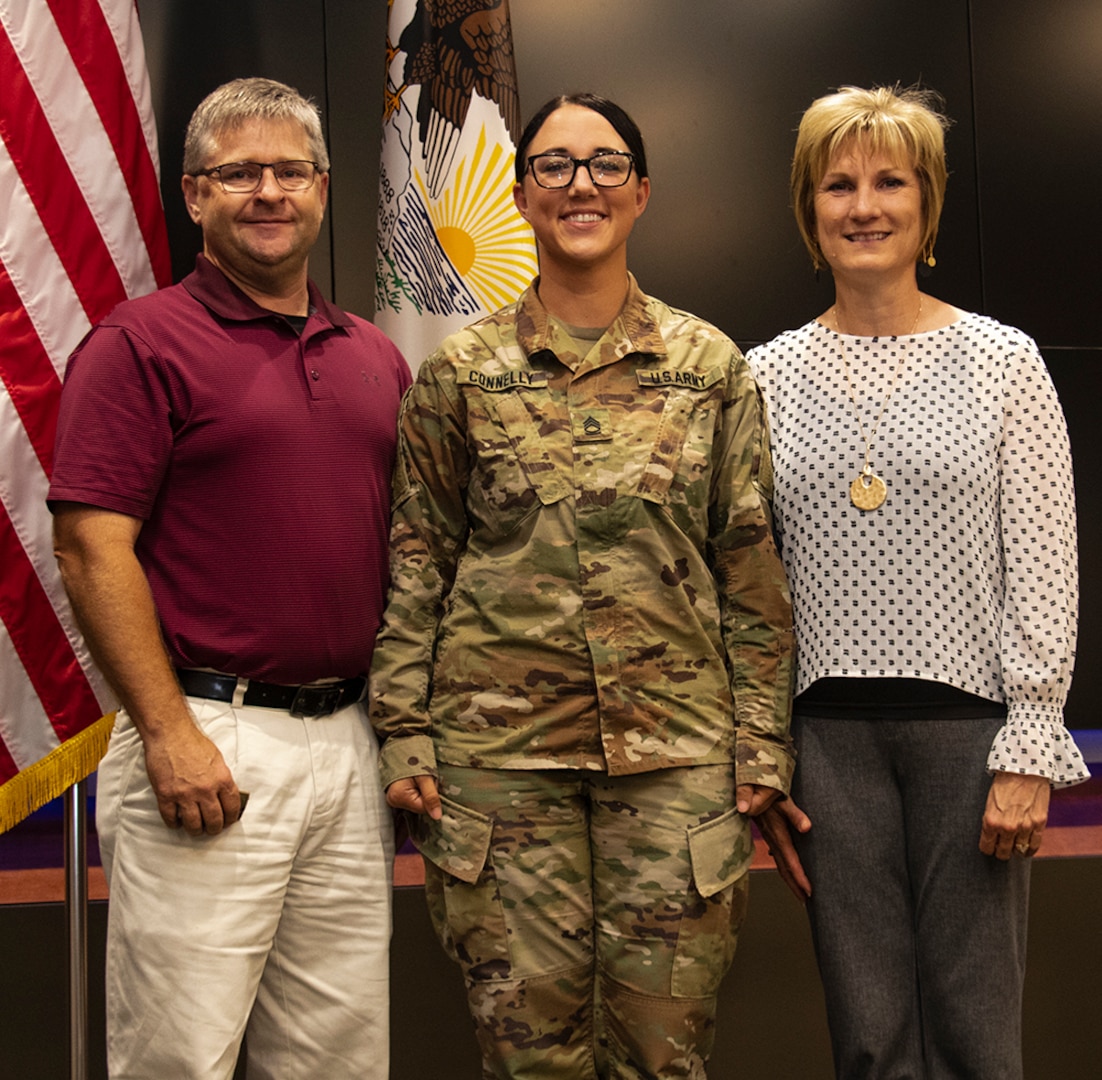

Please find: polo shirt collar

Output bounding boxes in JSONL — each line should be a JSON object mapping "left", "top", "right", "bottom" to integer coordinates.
{"left": 182, "top": 253, "right": 354, "bottom": 329}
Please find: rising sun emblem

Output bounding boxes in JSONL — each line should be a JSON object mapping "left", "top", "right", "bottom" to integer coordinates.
{"left": 415, "top": 124, "right": 537, "bottom": 312}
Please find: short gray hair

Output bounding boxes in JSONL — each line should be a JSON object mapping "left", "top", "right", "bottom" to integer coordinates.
{"left": 183, "top": 77, "right": 330, "bottom": 174}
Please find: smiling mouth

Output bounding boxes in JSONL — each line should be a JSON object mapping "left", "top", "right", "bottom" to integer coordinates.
{"left": 846, "top": 231, "right": 890, "bottom": 241}
{"left": 563, "top": 212, "right": 604, "bottom": 223}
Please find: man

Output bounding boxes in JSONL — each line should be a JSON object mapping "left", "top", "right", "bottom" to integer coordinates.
{"left": 49, "top": 78, "right": 410, "bottom": 1078}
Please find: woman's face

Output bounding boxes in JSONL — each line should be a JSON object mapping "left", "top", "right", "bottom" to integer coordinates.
{"left": 513, "top": 104, "right": 650, "bottom": 274}
{"left": 813, "top": 140, "right": 924, "bottom": 281}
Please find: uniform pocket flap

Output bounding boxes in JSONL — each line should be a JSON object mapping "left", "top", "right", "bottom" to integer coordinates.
{"left": 409, "top": 795, "right": 493, "bottom": 885}
{"left": 687, "top": 807, "right": 753, "bottom": 898}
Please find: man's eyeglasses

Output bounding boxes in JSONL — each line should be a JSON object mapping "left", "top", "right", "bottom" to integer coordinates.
{"left": 192, "top": 160, "right": 322, "bottom": 194}
{"left": 526, "top": 152, "right": 635, "bottom": 189}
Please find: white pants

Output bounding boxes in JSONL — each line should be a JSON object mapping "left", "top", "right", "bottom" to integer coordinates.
{"left": 96, "top": 697, "right": 394, "bottom": 1079}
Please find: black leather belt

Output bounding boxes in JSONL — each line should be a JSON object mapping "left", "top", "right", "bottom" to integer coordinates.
{"left": 175, "top": 668, "right": 366, "bottom": 718}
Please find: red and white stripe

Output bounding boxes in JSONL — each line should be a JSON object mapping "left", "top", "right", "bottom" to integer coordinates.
{"left": 0, "top": 0, "right": 170, "bottom": 796}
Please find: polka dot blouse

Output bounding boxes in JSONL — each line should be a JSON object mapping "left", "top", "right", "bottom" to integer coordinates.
{"left": 747, "top": 314, "right": 1089, "bottom": 787}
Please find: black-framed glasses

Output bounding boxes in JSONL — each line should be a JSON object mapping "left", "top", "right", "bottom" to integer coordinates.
{"left": 526, "top": 152, "right": 635, "bottom": 189}
{"left": 193, "top": 160, "right": 322, "bottom": 193}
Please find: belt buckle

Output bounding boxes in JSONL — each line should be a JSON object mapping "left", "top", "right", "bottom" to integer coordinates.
{"left": 290, "top": 684, "right": 343, "bottom": 718}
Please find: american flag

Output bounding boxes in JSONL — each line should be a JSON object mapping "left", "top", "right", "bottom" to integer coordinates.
{"left": 0, "top": 0, "right": 170, "bottom": 831}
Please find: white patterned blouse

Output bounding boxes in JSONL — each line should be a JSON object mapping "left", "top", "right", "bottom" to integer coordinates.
{"left": 747, "top": 313, "right": 1089, "bottom": 786}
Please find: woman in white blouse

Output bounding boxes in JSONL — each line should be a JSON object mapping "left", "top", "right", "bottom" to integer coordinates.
{"left": 747, "top": 84, "right": 1089, "bottom": 1080}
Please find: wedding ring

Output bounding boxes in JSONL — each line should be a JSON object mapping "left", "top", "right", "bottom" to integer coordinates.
{"left": 1015, "top": 841, "right": 1030, "bottom": 856}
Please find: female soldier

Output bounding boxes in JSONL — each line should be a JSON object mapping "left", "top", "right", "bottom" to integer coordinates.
{"left": 370, "top": 93, "right": 795, "bottom": 1079}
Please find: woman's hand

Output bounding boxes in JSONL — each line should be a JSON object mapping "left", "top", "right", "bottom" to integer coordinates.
{"left": 386, "top": 774, "right": 442, "bottom": 820}
{"left": 757, "top": 797, "right": 813, "bottom": 902}
{"left": 979, "top": 772, "right": 1050, "bottom": 860}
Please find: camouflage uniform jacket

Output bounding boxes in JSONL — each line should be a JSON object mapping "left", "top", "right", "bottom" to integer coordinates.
{"left": 369, "top": 275, "right": 795, "bottom": 792}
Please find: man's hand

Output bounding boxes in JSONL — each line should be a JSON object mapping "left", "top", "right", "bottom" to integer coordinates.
{"left": 143, "top": 724, "right": 241, "bottom": 835}
{"left": 757, "top": 797, "right": 813, "bottom": 902}
{"left": 979, "top": 772, "right": 1050, "bottom": 861}
{"left": 386, "top": 774, "right": 442, "bottom": 820}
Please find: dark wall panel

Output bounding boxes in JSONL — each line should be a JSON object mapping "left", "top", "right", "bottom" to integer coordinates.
{"left": 1046, "top": 349, "right": 1102, "bottom": 728}
{"left": 508, "top": 0, "right": 982, "bottom": 348}
{"left": 970, "top": 0, "right": 1102, "bottom": 348}
{"left": 323, "top": 0, "right": 390, "bottom": 318}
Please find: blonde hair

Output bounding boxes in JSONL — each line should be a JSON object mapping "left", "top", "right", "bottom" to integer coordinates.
{"left": 183, "top": 77, "right": 329, "bottom": 175}
{"left": 790, "top": 85, "right": 950, "bottom": 270}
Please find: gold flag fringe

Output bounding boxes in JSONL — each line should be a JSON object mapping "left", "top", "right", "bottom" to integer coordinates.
{"left": 0, "top": 712, "right": 116, "bottom": 834}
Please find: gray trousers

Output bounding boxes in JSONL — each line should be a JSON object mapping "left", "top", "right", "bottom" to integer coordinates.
{"left": 792, "top": 712, "right": 1030, "bottom": 1080}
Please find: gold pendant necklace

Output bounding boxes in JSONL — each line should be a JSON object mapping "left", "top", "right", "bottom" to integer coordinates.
{"left": 831, "top": 299, "right": 921, "bottom": 511}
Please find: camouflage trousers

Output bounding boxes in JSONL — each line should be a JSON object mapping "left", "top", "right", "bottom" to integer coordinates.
{"left": 411, "top": 763, "right": 752, "bottom": 1079}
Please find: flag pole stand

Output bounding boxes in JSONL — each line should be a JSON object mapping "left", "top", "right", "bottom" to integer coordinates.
{"left": 65, "top": 778, "right": 89, "bottom": 1080}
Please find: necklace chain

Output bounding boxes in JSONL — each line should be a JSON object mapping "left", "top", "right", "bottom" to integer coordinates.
{"left": 829, "top": 297, "right": 921, "bottom": 510}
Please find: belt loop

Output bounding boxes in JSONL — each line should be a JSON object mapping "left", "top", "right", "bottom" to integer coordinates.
{"left": 232, "top": 678, "right": 248, "bottom": 709}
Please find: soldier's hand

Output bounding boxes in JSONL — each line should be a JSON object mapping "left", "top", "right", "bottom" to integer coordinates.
{"left": 387, "top": 774, "right": 442, "bottom": 820}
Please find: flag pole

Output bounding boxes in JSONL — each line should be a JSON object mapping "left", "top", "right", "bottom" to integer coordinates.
{"left": 65, "top": 778, "right": 89, "bottom": 1080}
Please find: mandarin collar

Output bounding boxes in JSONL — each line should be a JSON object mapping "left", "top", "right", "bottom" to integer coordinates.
{"left": 516, "top": 272, "right": 668, "bottom": 366}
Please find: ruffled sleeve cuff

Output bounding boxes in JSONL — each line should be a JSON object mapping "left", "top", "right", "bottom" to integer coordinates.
{"left": 987, "top": 712, "right": 1091, "bottom": 788}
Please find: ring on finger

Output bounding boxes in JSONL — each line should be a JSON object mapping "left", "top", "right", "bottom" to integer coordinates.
{"left": 1015, "top": 839, "right": 1030, "bottom": 856}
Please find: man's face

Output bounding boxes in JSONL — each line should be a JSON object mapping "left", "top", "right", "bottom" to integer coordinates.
{"left": 181, "top": 118, "right": 329, "bottom": 286}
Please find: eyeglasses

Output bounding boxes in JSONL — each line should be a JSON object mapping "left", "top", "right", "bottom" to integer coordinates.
{"left": 526, "top": 152, "right": 635, "bottom": 189}
{"left": 193, "top": 160, "right": 322, "bottom": 193}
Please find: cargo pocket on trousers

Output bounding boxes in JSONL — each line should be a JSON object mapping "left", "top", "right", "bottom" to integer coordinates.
{"left": 673, "top": 807, "right": 754, "bottom": 998}
{"left": 410, "top": 795, "right": 512, "bottom": 982}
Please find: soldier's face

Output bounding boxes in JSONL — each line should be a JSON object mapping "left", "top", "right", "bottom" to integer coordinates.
{"left": 513, "top": 104, "right": 649, "bottom": 275}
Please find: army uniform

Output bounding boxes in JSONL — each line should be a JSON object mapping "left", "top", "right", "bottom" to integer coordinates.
{"left": 370, "top": 276, "right": 794, "bottom": 1078}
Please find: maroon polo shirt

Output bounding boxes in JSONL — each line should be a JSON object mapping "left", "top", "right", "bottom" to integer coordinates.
{"left": 49, "top": 255, "right": 411, "bottom": 684}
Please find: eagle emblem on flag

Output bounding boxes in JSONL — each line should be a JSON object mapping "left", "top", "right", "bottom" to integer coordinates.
{"left": 376, "top": 0, "right": 537, "bottom": 367}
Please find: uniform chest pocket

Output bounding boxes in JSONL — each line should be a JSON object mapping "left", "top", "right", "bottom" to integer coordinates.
{"left": 466, "top": 389, "right": 571, "bottom": 535}
{"left": 635, "top": 385, "right": 720, "bottom": 507}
